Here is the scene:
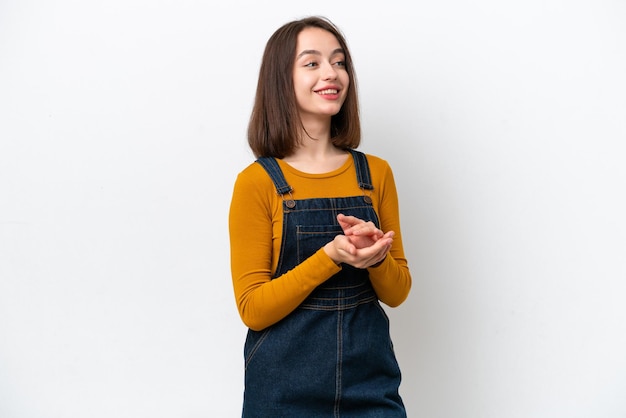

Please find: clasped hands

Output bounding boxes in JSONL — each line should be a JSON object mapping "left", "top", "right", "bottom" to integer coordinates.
{"left": 323, "top": 213, "right": 394, "bottom": 269}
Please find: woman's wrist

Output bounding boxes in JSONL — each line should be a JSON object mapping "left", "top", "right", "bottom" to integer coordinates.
{"left": 369, "top": 255, "right": 387, "bottom": 268}
{"left": 323, "top": 242, "right": 341, "bottom": 265}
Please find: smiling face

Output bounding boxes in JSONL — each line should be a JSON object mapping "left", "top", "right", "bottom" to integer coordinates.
{"left": 293, "top": 27, "right": 350, "bottom": 124}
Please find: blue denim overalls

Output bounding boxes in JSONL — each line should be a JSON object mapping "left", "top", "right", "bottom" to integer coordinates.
{"left": 242, "top": 150, "right": 406, "bottom": 418}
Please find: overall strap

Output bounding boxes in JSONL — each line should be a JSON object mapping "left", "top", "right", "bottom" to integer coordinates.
{"left": 348, "top": 149, "right": 374, "bottom": 191}
{"left": 255, "top": 157, "right": 293, "bottom": 195}
{"left": 257, "top": 150, "right": 373, "bottom": 194}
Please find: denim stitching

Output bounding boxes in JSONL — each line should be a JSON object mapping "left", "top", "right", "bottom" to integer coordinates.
{"left": 244, "top": 328, "right": 272, "bottom": 369}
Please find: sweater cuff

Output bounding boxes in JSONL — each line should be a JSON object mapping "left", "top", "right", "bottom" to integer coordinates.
{"left": 314, "top": 248, "right": 343, "bottom": 274}
{"left": 368, "top": 255, "right": 388, "bottom": 269}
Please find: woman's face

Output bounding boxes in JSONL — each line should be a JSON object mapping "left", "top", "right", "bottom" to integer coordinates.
{"left": 292, "top": 27, "right": 349, "bottom": 121}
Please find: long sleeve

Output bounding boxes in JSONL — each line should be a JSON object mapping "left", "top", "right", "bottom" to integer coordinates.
{"left": 367, "top": 160, "right": 412, "bottom": 306}
{"left": 228, "top": 163, "right": 342, "bottom": 331}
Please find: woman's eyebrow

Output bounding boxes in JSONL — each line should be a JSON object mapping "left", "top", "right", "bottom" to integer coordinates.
{"left": 296, "top": 48, "right": 344, "bottom": 59}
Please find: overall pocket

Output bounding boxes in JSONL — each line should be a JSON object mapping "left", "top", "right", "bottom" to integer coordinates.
{"left": 296, "top": 224, "right": 343, "bottom": 263}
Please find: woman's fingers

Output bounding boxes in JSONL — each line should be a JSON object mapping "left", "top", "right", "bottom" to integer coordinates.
{"left": 337, "top": 214, "right": 362, "bottom": 233}
{"left": 337, "top": 214, "right": 384, "bottom": 238}
{"left": 336, "top": 235, "right": 393, "bottom": 268}
{"left": 330, "top": 214, "right": 395, "bottom": 267}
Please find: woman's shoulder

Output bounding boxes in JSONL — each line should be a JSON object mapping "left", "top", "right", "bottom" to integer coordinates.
{"left": 238, "top": 158, "right": 267, "bottom": 175}
{"left": 234, "top": 159, "right": 276, "bottom": 189}
{"left": 361, "top": 152, "right": 392, "bottom": 172}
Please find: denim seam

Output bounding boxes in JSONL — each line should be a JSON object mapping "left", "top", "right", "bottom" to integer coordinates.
{"left": 300, "top": 297, "right": 378, "bottom": 311}
{"left": 334, "top": 293, "right": 344, "bottom": 418}
{"left": 244, "top": 328, "right": 272, "bottom": 369}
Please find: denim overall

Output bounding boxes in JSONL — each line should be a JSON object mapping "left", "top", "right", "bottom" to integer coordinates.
{"left": 242, "top": 150, "right": 406, "bottom": 418}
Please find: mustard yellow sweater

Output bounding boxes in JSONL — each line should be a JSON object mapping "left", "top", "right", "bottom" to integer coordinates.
{"left": 229, "top": 153, "right": 412, "bottom": 331}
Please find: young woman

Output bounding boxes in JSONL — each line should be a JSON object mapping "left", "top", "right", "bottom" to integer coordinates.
{"left": 229, "top": 16, "right": 412, "bottom": 417}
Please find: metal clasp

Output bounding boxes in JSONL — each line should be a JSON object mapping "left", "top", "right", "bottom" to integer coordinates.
{"left": 282, "top": 191, "right": 296, "bottom": 208}
{"left": 362, "top": 189, "right": 372, "bottom": 204}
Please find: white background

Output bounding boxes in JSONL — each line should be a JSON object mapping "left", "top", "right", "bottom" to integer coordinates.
{"left": 1, "top": 0, "right": 625, "bottom": 417}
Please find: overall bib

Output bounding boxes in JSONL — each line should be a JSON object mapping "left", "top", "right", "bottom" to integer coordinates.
{"left": 242, "top": 150, "right": 406, "bottom": 418}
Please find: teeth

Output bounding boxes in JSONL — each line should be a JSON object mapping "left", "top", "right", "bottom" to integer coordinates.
{"left": 317, "top": 89, "right": 338, "bottom": 95}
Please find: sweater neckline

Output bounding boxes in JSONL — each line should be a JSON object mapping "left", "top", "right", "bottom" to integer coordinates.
{"left": 277, "top": 154, "right": 353, "bottom": 179}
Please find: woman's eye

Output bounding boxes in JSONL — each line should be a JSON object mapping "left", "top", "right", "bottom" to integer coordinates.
{"left": 333, "top": 60, "right": 346, "bottom": 67}
{"left": 305, "top": 61, "right": 318, "bottom": 67}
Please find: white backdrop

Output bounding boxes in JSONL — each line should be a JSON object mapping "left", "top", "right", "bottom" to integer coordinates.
{"left": 1, "top": 0, "right": 625, "bottom": 417}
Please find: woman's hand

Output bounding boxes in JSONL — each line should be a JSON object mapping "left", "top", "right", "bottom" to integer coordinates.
{"left": 323, "top": 214, "right": 394, "bottom": 268}
{"left": 337, "top": 214, "right": 384, "bottom": 247}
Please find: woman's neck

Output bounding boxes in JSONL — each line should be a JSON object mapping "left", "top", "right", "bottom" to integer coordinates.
{"left": 283, "top": 142, "right": 348, "bottom": 174}
{"left": 283, "top": 115, "right": 349, "bottom": 173}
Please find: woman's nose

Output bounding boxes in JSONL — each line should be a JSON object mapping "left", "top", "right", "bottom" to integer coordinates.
{"left": 322, "top": 62, "right": 338, "bottom": 80}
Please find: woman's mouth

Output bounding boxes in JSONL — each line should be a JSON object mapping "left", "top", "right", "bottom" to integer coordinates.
{"left": 316, "top": 89, "right": 339, "bottom": 95}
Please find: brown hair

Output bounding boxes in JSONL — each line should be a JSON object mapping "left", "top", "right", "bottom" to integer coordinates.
{"left": 247, "top": 16, "right": 361, "bottom": 158}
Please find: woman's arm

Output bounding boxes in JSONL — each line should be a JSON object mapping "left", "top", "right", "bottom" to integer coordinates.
{"left": 365, "top": 157, "right": 412, "bottom": 307}
{"left": 229, "top": 167, "right": 341, "bottom": 331}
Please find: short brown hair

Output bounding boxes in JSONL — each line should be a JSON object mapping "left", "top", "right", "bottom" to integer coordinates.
{"left": 247, "top": 16, "right": 361, "bottom": 158}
